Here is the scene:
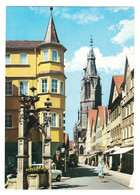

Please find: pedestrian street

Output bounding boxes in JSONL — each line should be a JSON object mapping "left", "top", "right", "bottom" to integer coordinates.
{"left": 52, "top": 164, "right": 131, "bottom": 190}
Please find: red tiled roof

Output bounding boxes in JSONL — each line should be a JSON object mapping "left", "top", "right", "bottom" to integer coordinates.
{"left": 88, "top": 110, "right": 98, "bottom": 135}
{"left": 98, "top": 106, "right": 106, "bottom": 128}
{"left": 69, "top": 141, "right": 73, "bottom": 150}
{"left": 6, "top": 40, "right": 43, "bottom": 48}
{"left": 65, "top": 133, "right": 69, "bottom": 146}
{"left": 113, "top": 75, "right": 124, "bottom": 94}
{"left": 108, "top": 109, "right": 111, "bottom": 119}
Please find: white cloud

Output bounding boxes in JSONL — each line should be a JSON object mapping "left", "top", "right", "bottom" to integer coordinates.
{"left": 65, "top": 46, "right": 89, "bottom": 72}
{"left": 108, "top": 24, "right": 116, "bottom": 31}
{"left": 29, "top": 7, "right": 104, "bottom": 24}
{"left": 29, "top": 7, "right": 48, "bottom": 15}
{"left": 65, "top": 46, "right": 134, "bottom": 74}
{"left": 107, "top": 7, "right": 130, "bottom": 13}
{"left": 29, "top": 7, "right": 60, "bottom": 17}
{"left": 111, "top": 19, "right": 134, "bottom": 45}
{"left": 61, "top": 10, "right": 104, "bottom": 24}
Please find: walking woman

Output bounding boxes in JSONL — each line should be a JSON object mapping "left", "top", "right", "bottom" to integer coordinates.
{"left": 98, "top": 160, "right": 104, "bottom": 182}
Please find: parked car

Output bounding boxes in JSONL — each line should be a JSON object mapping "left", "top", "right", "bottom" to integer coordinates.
{"left": 31, "top": 164, "right": 62, "bottom": 182}
{"left": 51, "top": 169, "right": 62, "bottom": 181}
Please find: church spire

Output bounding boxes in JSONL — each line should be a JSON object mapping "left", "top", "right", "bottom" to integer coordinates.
{"left": 44, "top": 7, "right": 60, "bottom": 43}
{"left": 90, "top": 35, "right": 93, "bottom": 47}
{"left": 85, "top": 35, "right": 97, "bottom": 76}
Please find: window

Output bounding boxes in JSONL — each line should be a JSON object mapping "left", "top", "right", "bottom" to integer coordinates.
{"left": 125, "top": 107, "right": 127, "bottom": 117}
{"left": 37, "top": 80, "right": 39, "bottom": 93}
{"left": 6, "top": 82, "right": 12, "bottom": 96}
{"left": 60, "top": 53, "right": 63, "bottom": 64}
{"left": 6, "top": 54, "right": 10, "bottom": 64}
{"left": 52, "top": 50, "right": 58, "bottom": 62}
{"left": 61, "top": 81, "right": 64, "bottom": 95}
{"left": 51, "top": 113, "right": 57, "bottom": 127}
{"left": 59, "top": 114, "right": 62, "bottom": 128}
{"left": 19, "top": 81, "right": 28, "bottom": 95}
{"left": 85, "top": 81, "right": 90, "bottom": 99}
{"left": 43, "top": 50, "right": 48, "bottom": 61}
{"left": 127, "top": 104, "right": 130, "bottom": 116}
{"left": 130, "top": 125, "right": 134, "bottom": 137}
{"left": 131, "top": 101, "right": 134, "bottom": 113}
{"left": 80, "top": 145, "right": 84, "bottom": 155}
{"left": 127, "top": 127, "right": 129, "bottom": 138}
{"left": 51, "top": 79, "right": 58, "bottom": 93}
{"left": 122, "top": 128, "right": 125, "bottom": 139}
{"left": 42, "top": 79, "right": 47, "bottom": 93}
{"left": 5, "top": 115, "right": 12, "bottom": 128}
{"left": 124, "top": 128, "right": 126, "bottom": 139}
{"left": 125, "top": 128, "right": 127, "bottom": 139}
{"left": 20, "top": 54, "right": 27, "bottom": 64}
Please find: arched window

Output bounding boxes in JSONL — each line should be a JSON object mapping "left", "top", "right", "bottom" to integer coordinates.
{"left": 80, "top": 145, "right": 84, "bottom": 155}
{"left": 85, "top": 81, "right": 90, "bottom": 99}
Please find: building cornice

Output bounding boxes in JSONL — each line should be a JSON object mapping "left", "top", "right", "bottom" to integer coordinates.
{"left": 37, "top": 70, "right": 67, "bottom": 79}
{"left": 6, "top": 64, "right": 31, "bottom": 68}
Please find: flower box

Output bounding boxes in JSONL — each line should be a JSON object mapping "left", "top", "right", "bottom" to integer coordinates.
{"left": 26, "top": 167, "right": 49, "bottom": 189}
{"left": 27, "top": 173, "right": 48, "bottom": 190}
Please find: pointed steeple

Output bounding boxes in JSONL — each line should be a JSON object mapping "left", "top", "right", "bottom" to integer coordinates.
{"left": 44, "top": 7, "right": 60, "bottom": 43}
{"left": 85, "top": 35, "right": 97, "bottom": 76}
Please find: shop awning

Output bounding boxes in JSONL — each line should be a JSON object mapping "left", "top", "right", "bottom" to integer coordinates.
{"left": 110, "top": 147, "right": 134, "bottom": 155}
{"left": 103, "top": 148, "right": 116, "bottom": 154}
{"left": 90, "top": 153, "right": 97, "bottom": 158}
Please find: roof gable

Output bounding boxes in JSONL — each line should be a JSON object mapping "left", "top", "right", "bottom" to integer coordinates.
{"left": 113, "top": 75, "right": 123, "bottom": 95}
{"left": 122, "top": 54, "right": 134, "bottom": 85}
{"left": 98, "top": 106, "right": 105, "bottom": 128}
{"left": 112, "top": 85, "right": 118, "bottom": 103}
{"left": 88, "top": 110, "right": 97, "bottom": 136}
{"left": 108, "top": 75, "right": 123, "bottom": 107}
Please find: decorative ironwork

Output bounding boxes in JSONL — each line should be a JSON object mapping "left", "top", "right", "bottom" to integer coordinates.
{"left": 18, "top": 87, "right": 52, "bottom": 137}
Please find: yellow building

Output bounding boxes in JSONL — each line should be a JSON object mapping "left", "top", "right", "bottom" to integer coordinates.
{"left": 5, "top": 9, "right": 67, "bottom": 167}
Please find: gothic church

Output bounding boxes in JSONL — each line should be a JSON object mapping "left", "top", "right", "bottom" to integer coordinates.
{"left": 74, "top": 37, "right": 102, "bottom": 160}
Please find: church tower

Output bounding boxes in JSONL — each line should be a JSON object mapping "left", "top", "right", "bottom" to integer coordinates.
{"left": 80, "top": 36, "right": 102, "bottom": 133}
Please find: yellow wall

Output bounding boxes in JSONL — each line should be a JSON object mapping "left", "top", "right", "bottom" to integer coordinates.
{"left": 6, "top": 43, "right": 66, "bottom": 144}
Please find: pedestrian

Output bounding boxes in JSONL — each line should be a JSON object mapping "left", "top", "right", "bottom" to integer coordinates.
{"left": 92, "top": 160, "right": 94, "bottom": 166}
{"left": 98, "top": 160, "right": 104, "bottom": 182}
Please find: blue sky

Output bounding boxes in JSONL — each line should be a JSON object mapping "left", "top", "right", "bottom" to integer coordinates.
{"left": 6, "top": 6, "right": 134, "bottom": 140}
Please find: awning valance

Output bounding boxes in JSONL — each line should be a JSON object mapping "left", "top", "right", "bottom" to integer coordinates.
{"left": 110, "top": 147, "right": 134, "bottom": 155}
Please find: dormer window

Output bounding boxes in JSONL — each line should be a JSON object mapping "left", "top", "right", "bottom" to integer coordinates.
{"left": 52, "top": 50, "right": 58, "bottom": 62}
{"left": 43, "top": 50, "right": 48, "bottom": 61}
